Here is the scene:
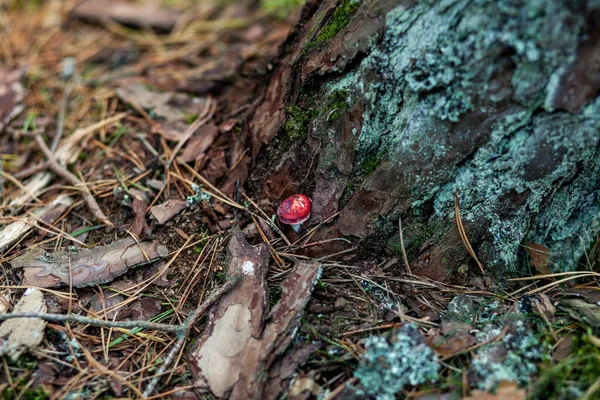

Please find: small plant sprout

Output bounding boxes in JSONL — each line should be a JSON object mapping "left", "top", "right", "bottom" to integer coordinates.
{"left": 277, "top": 194, "right": 312, "bottom": 232}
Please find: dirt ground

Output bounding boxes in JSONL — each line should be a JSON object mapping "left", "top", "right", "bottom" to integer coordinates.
{"left": 1, "top": 1, "right": 600, "bottom": 399}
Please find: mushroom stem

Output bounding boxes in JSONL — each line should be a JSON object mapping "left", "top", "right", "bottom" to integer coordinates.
{"left": 291, "top": 223, "right": 301, "bottom": 233}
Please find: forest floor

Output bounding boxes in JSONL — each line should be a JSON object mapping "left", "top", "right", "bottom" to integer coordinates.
{"left": 1, "top": 1, "right": 600, "bottom": 400}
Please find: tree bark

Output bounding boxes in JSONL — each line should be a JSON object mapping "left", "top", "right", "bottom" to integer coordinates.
{"left": 245, "top": 0, "right": 600, "bottom": 283}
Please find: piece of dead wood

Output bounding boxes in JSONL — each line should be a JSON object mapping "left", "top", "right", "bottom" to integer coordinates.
{"left": 0, "top": 288, "right": 46, "bottom": 361}
{"left": 0, "top": 195, "right": 74, "bottom": 251}
{"left": 71, "top": 0, "right": 182, "bottom": 32}
{"left": 190, "top": 228, "right": 322, "bottom": 400}
{"left": 0, "top": 68, "right": 25, "bottom": 132}
{"left": 34, "top": 134, "right": 114, "bottom": 228}
{"left": 150, "top": 199, "right": 188, "bottom": 225}
{"left": 10, "top": 237, "right": 168, "bottom": 288}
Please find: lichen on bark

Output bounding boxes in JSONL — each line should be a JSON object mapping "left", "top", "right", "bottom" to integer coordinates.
{"left": 319, "top": 0, "right": 600, "bottom": 273}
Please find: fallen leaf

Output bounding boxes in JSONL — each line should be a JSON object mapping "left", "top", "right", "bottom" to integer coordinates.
{"left": 552, "top": 335, "right": 573, "bottom": 361}
{"left": 0, "top": 288, "right": 47, "bottom": 361}
{"left": 526, "top": 243, "right": 552, "bottom": 275}
{"left": 464, "top": 381, "right": 526, "bottom": 400}
{"left": 180, "top": 122, "right": 219, "bottom": 163}
{"left": 71, "top": 0, "right": 182, "bottom": 32}
{"left": 10, "top": 238, "right": 168, "bottom": 288}
{"left": 150, "top": 199, "right": 188, "bottom": 225}
{"left": 427, "top": 322, "right": 476, "bottom": 358}
{"left": 116, "top": 298, "right": 161, "bottom": 321}
{"left": 117, "top": 84, "right": 182, "bottom": 122}
{"left": 190, "top": 229, "right": 321, "bottom": 400}
{"left": 130, "top": 188, "right": 149, "bottom": 236}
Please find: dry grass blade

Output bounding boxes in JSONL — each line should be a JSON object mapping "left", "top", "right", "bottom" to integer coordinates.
{"left": 455, "top": 189, "right": 485, "bottom": 275}
{"left": 398, "top": 217, "right": 412, "bottom": 274}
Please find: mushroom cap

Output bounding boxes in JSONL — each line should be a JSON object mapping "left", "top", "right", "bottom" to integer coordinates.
{"left": 277, "top": 194, "right": 312, "bottom": 225}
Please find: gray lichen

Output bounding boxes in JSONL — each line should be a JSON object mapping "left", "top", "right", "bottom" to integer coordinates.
{"left": 470, "top": 320, "right": 544, "bottom": 391}
{"left": 353, "top": 323, "right": 439, "bottom": 399}
{"left": 325, "top": 0, "right": 600, "bottom": 271}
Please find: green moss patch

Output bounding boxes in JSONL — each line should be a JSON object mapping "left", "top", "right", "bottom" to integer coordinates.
{"left": 304, "top": 0, "right": 359, "bottom": 53}
{"left": 284, "top": 105, "right": 318, "bottom": 140}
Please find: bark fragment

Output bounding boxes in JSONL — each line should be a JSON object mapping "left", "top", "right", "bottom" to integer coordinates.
{"left": 10, "top": 238, "right": 168, "bottom": 288}
{"left": 190, "top": 229, "right": 321, "bottom": 399}
{"left": 0, "top": 288, "right": 46, "bottom": 361}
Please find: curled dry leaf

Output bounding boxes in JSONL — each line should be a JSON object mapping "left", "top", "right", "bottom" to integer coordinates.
{"left": 0, "top": 288, "right": 47, "bottom": 361}
{"left": 10, "top": 238, "right": 168, "bottom": 288}
{"left": 526, "top": 243, "right": 552, "bottom": 275}
{"left": 190, "top": 229, "right": 322, "bottom": 400}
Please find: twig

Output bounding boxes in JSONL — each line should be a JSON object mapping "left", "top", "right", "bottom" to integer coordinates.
{"left": 0, "top": 312, "right": 182, "bottom": 332}
{"left": 0, "top": 277, "right": 239, "bottom": 337}
{"left": 50, "top": 80, "right": 74, "bottom": 152}
{"left": 454, "top": 189, "right": 485, "bottom": 275}
{"left": 34, "top": 135, "right": 114, "bottom": 228}
{"left": 398, "top": 217, "right": 412, "bottom": 274}
{"left": 142, "top": 276, "right": 240, "bottom": 397}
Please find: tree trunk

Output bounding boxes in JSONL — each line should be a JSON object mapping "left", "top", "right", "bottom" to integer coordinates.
{"left": 245, "top": 0, "right": 600, "bottom": 283}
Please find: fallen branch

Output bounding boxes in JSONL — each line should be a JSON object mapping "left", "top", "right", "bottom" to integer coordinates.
{"left": 0, "top": 277, "right": 239, "bottom": 336}
{"left": 34, "top": 134, "right": 114, "bottom": 228}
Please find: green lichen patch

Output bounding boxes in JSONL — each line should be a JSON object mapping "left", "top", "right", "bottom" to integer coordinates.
{"left": 284, "top": 105, "right": 318, "bottom": 140}
{"left": 304, "top": 0, "right": 359, "bottom": 53}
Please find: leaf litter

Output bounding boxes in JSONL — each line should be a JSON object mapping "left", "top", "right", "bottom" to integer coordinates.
{"left": 0, "top": 1, "right": 598, "bottom": 399}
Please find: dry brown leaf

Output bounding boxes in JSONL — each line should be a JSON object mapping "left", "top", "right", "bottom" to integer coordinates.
{"left": 552, "top": 335, "right": 574, "bottom": 361}
{"left": 0, "top": 288, "right": 47, "bottom": 361}
{"left": 427, "top": 322, "right": 476, "bottom": 358}
{"left": 464, "top": 381, "right": 526, "bottom": 400}
{"left": 11, "top": 238, "right": 168, "bottom": 288}
{"left": 150, "top": 199, "right": 188, "bottom": 225}
{"left": 180, "top": 123, "right": 219, "bottom": 163}
{"left": 130, "top": 188, "right": 149, "bottom": 236}
{"left": 526, "top": 243, "right": 552, "bottom": 275}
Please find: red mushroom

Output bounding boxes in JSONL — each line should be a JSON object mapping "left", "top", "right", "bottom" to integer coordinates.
{"left": 277, "top": 194, "right": 312, "bottom": 232}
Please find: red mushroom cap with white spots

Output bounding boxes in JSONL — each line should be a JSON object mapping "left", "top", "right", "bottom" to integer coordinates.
{"left": 277, "top": 194, "right": 312, "bottom": 225}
